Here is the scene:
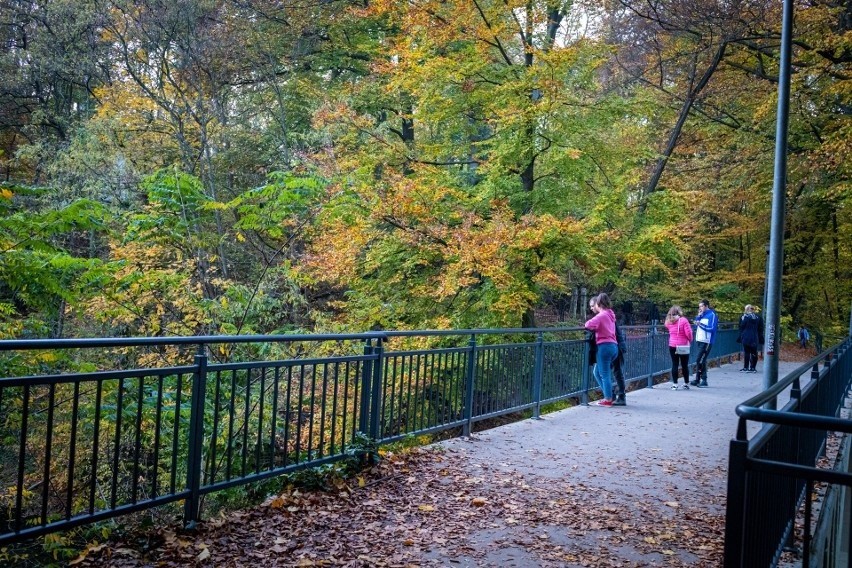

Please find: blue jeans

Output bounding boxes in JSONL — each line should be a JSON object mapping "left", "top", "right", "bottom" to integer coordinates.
{"left": 593, "top": 343, "right": 619, "bottom": 400}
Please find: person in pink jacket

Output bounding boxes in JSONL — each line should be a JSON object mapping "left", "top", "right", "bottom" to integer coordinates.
{"left": 665, "top": 305, "right": 694, "bottom": 390}
{"left": 585, "top": 293, "right": 619, "bottom": 406}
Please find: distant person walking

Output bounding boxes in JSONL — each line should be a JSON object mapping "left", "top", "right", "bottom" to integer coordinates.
{"left": 585, "top": 293, "right": 619, "bottom": 407}
{"left": 738, "top": 305, "right": 763, "bottom": 373}
{"left": 665, "top": 306, "right": 693, "bottom": 389}
{"left": 691, "top": 299, "right": 718, "bottom": 388}
{"left": 798, "top": 325, "right": 810, "bottom": 349}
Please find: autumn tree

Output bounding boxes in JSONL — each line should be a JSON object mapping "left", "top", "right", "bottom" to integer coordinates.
{"left": 305, "top": 0, "right": 654, "bottom": 329}
{"left": 603, "top": 0, "right": 851, "bottom": 328}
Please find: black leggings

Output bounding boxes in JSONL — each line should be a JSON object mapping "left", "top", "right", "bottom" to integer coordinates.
{"left": 743, "top": 345, "right": 759, "bottom": 370}
{"left": 669, "top": 347, "right": 690, "bottom": 384}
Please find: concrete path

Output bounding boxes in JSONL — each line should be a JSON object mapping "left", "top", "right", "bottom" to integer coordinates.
{"left": 421, "top": 359, "right": 808, "bottom": 567}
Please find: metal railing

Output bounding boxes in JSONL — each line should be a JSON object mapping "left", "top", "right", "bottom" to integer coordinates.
{"left": 0, "top": 324, "right": 740, "bottom": 545}
{"left": 724, "top": 337, "right": 852, "bottom": 567}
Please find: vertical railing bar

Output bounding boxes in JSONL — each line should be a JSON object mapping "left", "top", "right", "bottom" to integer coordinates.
{"left": 419, "top": 352, "right": 428, "bottom": 430}
{"left": 402, "top": 354, "right": 411, "bottom": 436}
{"left": 169, "top": 373, "right": 182, "bottom": 495}
{"left": 329, "top": 361, "right": 339, "bottom": 456}
{"left": 387, "top": 353, "right": 398, "bottom": 438}
{"left": 477, "top": 347, "right": 486, "bottom": 416}
{"left": 283, "top": 365, "right": 294, "bottom": 467}
{"left": 428, "top": 351, "right": 438, "bottom": 427}
{"left": 255, "top": 367, "right": 266, "bottom": 474}
{"left": 40, "top": 384, "right": 56, "bottom": 526}
{"left": 514, "top": 344, "right": 522, "bottom": 407}
{"left": 494, "top": 345, "right": 502, "bottom": 412}
{"left": 415, "top": 352, "right": 424, "bottom": 431}
{"left": 803, "top": 479, "right": 813, "bottom": 568}
{"left": 410, "top": 352, "right": 418, "bottom": 433}
{"left": 65, "top": 381, "right": 80, "bottom": 520}
{"left": 184, "top": 343, "right": 208, "bottom": 527}
{"left": 152, "top": 375, "right": 163, "bottom": 499}
{"left": 507, "top": 345, "right": 514, "bottom": 409}
{"left": 488, "top": 346, "right": 497, "bottom": 414}
{"left": 270, "top": 366, "right": 280, "bottom": 470}
{"left": 463, "top": 335, "right": 477, "bottom": 437}
{"left": 434, "top": 351, "right": 443, "bottom": 427}
{"left": 358, "top": 340, "right": 372, "bottom": 437}
{"left": 581, "top": 337, "right": 591, "bottom": 405}
{"left": 420, "top": 351, "right": 435, "bottom": 429}
{"left": 208, "top": 370, "right": 222, "bottom": 486}
{"left": 444, "top": 350, "right": 452, "bottom": 422}
{"left": 226, "top": 370, "right": 236, "bottom": 481}
{"left": 446, "top": 350, "right": 454, "bottom": 424}
{"left": 513, "top": 345, "right": 520, "bottom": 407}
{"left": 318, "top": 362, "right": 329, "bottom": 459}
{"left": 510, "top": 346, "right": 516, "bottom": 410}
{"left": 500, "top": 346, "right": 508, "bottom": 411}
{"left": 647, "top": 327, "right": 655, "bottom": 389}
{"left": 307, "top": 363, "right": 318, "bottom": 461}
{"left": 15, "top": 385, "right": 29, "bottom": 531}
{"left": 131, "top": 376, "right": 144, "bottom": 504}
{"left": 492, "top": 346, "right": 499, "bottom": 412}
{"left": 449, "top": 350, "right": 457, "bottom": 424}
{"left": 341, "top": 360, "right": 351, "bottom": 452}
{"left": 533, "top": 333, "right": 544, "bottom": 418}
{"left": 110, "top": 378, "right": 125, "bottom": 510}
{"left": 89, "top": 380, "right": 102, "bottom": 515}
{"left": 242, "top": 369, "right": 251, "bottom": 478}
{"left": 369, "top": 339, "right": 384, "bottom": 440}
{"left": 455, "top": 350, "right": 464, "bottom": 422}
{"left": 295, "top": 364, "right": 305, "bottom": 464}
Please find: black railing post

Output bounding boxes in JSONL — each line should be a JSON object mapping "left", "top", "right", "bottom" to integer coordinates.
{"left": 369, "top": 338, "right": 384, "bottom": 440}
{"left": 463, "top": 334, "right": 477, "bottom": 437}
{"left": 581, "top": 337, "right": 590, "bottom": 406}
{"left": 184, "top": 343, "right": 208, "bottom": 529}
{"left": 647, "top": 323, "right": 656, "bottom": 389}
{"left": 532, "top": 332, "right": 544, "bottom": 419}
{"left": 724, "top": 421, "right": 750, "bottom": 568}
{"left": 791, "top": 377, "right": 802, "bottom": 402}
{"left": 359, "top": 339, "right": 373, "bottom": 436}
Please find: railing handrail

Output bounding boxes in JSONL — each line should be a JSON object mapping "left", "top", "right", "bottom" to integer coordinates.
{"left": 0, "top": 320, "right": 740, "bottom": 350}
{"left": 735, "top": 341, "right": 846, "bottom": 411}
{"left": 735, "top": 404, "right": 852, "bottom": 434}
{"left": 0, "top": 333, "right": 390, "bottom": 350}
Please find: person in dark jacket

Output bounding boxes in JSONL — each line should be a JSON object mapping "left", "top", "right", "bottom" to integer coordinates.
{"left": 611, "top": 321, "right": 628, "bottom": 405}
{"left": 738, "top": 304, "right": 763, "bottom": 373}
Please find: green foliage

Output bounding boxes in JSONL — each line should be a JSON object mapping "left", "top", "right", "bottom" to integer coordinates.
{"left": 0, "top": 0, "right": 848, "bottom": 335}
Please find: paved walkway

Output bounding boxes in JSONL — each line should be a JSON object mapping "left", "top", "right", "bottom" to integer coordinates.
{"left": 420, "top": 359, "right": 807, "bottom": 567}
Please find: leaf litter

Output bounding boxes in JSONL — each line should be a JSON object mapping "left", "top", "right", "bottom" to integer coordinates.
{"left": 75, "top": 445, "right": 726, "bottom": 567}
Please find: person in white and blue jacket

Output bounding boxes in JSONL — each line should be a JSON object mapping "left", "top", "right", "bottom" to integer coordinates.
{"left": 690, "top": 299, "right": 718, "bottom": 388}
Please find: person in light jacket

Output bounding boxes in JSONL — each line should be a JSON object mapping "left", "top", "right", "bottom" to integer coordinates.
{"left": 665, "top": 306, "right": 693, "bottom": 390}
{"left": 690, "top": 299, "right": 718, "bottom": 388}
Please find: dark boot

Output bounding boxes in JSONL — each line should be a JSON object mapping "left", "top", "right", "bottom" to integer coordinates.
{"left": 613, "top": 393, "right": 627, "bottom": 406}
